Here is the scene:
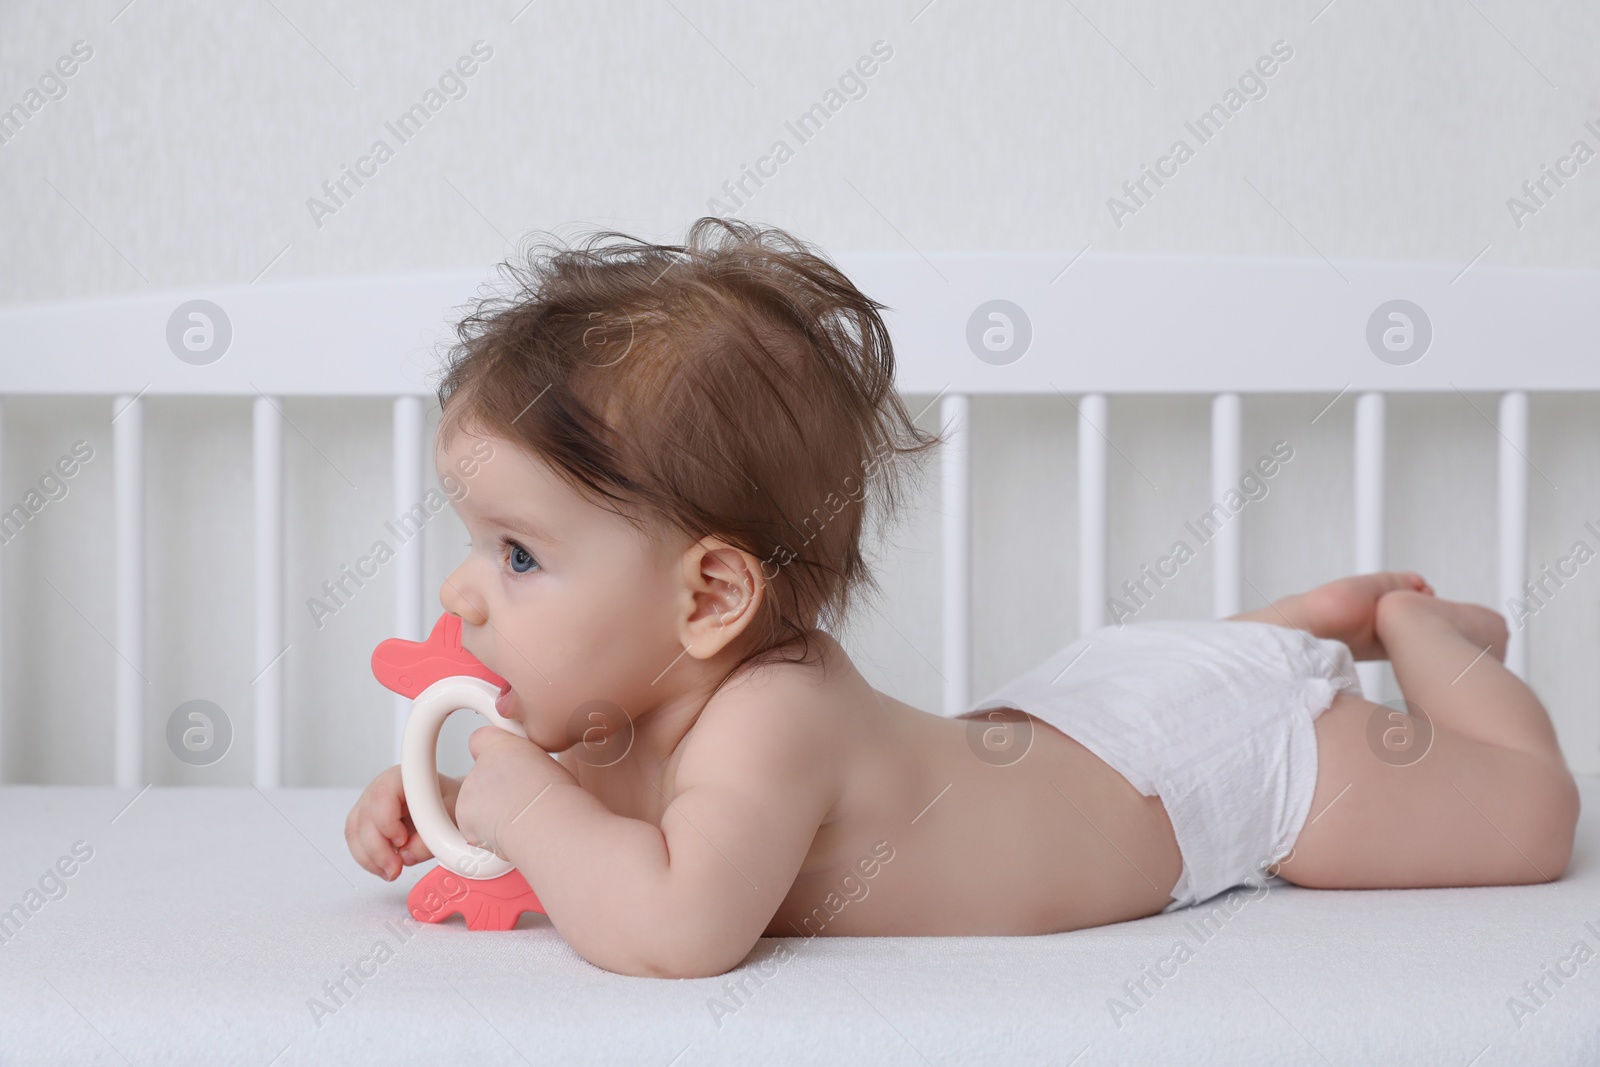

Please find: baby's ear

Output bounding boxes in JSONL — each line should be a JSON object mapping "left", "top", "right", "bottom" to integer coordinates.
{"left": 677, "top": 536, "right": 765, "bottom": 658}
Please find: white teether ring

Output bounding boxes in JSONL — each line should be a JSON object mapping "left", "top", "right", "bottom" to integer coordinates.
{"left": 400, "top": 675, "right": 526, "bottom": 880}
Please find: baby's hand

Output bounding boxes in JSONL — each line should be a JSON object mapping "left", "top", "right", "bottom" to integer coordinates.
{"left": 344, "top": 765, "right": 462, "bottom": 881}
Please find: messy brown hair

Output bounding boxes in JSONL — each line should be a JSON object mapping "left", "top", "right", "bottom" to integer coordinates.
{"left": 434, "top": 216, "right": 941, "bottom": 683}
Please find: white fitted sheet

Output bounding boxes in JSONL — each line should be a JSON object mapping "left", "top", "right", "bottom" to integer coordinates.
{"left": 2, "top": 780, "right": 1598, "bottom": 1066}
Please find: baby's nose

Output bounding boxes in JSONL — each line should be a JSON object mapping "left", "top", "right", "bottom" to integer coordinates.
{"left": 439, "top": 573, "right": 487, "bottom": 626}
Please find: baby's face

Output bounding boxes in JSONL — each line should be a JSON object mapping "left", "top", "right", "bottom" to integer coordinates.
{"left": 435, "top": 426, "right": 691, "bottom": 752}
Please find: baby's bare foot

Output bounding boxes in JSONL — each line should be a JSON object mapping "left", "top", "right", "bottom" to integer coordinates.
{"left": 1375, "top": 588, "right": 1509, "bottom": 663}
{"left": 1295, "top": 572, "right": 1434, "bottom": 659}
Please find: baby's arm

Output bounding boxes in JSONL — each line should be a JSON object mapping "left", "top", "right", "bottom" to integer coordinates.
{"left": 482, "top": 690, "right": 836, "bottom": 978}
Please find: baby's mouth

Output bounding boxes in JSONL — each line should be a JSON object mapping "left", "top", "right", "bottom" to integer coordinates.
{"left": 494, "top": 681, "right": 517, "bottom": 719}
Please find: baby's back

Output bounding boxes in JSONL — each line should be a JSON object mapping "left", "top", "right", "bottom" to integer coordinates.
{"left": 579, "top": 630, "right": 1186, "bottom": 938}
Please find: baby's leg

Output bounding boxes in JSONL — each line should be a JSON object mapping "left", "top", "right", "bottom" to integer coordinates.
{"left": 1270, "top": 589, "right": 1580, "bottom": 891}
{"left": 1375, "top": 589, "right": 1551, "bottom": 761}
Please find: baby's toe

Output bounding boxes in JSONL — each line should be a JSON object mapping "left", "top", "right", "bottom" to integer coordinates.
{"left": 1393, "top": 571, "right": 1432, "bottom": 596}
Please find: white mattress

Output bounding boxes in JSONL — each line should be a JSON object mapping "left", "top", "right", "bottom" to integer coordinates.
{"left": 3, "top": 779, "right": 1598, "bottom": 1066}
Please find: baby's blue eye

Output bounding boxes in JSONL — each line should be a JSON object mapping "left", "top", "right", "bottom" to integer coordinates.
{"left": 505, "top": 539, "right": 539, "bottom": 574}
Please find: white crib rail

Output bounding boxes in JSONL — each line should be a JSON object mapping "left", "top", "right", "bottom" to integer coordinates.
{"left": 2, "top": 253, "right": 1596, "bottom": 781}
{"left": 939, "top": 393, "right": 970, "bottom": 722}
{"left": 1498, "top": 391, "right": 1529, "bottom": 679}
{"left": 1209, "top": 393, "right": 1243, "bottom": 620}
{"left": 390, "top": 397, "right": 426, "bottom": 769}
{"left": 252, "top": 396, "right": 285, "bottom": 789}
{"left": 1076, "top": 392, "right": 1109, "bottom": 639}
{"left": 112, "top": 394, "right": 145, "bottom": 786}
{"left": 1353, "top": 392, "right": 1386, "bottom": 697}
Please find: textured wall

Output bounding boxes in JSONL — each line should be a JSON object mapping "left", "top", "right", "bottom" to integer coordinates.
{"left": 2, "top": 0, "right": 1598, "bottom": 783}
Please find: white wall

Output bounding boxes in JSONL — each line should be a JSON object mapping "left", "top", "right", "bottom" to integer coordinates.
{"left": 3, "top": 0, "right": 1598, "bottom": 783}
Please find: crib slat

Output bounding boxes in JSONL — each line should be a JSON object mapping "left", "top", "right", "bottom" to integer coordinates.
{"left": 113, "top": 394, "right": 145, "bottom": 787}
{"left": 1078, "top": 394, "right": 1108, "bottom": 636}
{"left": 253, "top": 397, "right": 284, "bottom": 788}
{"left": 392, "top": 397, "right": 425, "bottom": 758}
{"left": 1497, "top": 391, "right": 1529, "bottom": 678}
{"left": 1211, "top": 393, "right": 1243, "bottom": 617}
{"left": 1354, "top": 392, "right": 1386, "bottom": 699}
{"left": 0, "top": 398, "right": 6, "bottom": 781}
{"left": 939, "top": 393, "right": 971, "bottom": 715}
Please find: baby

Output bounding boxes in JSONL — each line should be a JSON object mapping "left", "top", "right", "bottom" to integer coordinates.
{"left": 346, "top": 218, "right": 1582, "bottom": 978}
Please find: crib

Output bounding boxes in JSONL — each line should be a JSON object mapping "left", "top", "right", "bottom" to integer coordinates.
{"left": 3, "top": 254, "right": 1597, "bottom": 1065}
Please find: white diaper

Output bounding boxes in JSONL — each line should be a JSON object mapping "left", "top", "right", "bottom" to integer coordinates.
{"left": 961, "top": 620, "right": 1362, "bottom": 913}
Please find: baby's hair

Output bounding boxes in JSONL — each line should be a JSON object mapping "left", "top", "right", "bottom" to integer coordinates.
{"left": 435, "top": 215, "right": 942, "bottom": 680}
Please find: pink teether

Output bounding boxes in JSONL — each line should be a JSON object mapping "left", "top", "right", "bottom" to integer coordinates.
{"left": 407, "top": 865, "right": 547, "bottom": 931}
{"left": 371, "top": 612, "right": 507, "bottom": 698}
{"left": 372, "top": 612, "right": 545, "bottom": 931}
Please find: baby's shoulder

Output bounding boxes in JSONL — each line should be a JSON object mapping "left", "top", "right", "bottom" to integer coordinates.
{"left": 672, "top": 640, "right": 848, "bottom": 793}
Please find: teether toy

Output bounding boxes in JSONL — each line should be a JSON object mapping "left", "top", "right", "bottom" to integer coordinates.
{"left": 371, "top": 612, "right": 546, "bottom": 930}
